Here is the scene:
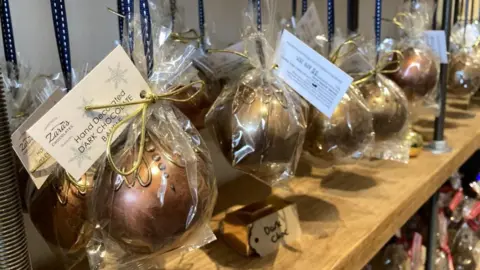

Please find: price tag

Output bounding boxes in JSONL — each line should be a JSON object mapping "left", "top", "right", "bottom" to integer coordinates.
{"left": 275, "top": 30, "right": 353, "bottom": 118}
{"left": 295, "top": 3, "right": 325, "bottom": 50}
{"left": 249, "top": 203, "right": 302, "bottom": 257}
{"left": 424, "top": 30, "right": 448, "bottom": 64}
{"left": 28, "top": 46, "right": 149, "bottom": 180}
{"left": 11, "top": 90, "right": 65, "bottom": 188}
{"left": 203, "top": 41, "right": 251, "bottom": 79}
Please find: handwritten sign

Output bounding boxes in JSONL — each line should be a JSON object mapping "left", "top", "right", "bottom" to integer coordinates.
{"left": 249, "top": 202, "right": 302, "bottom": 257}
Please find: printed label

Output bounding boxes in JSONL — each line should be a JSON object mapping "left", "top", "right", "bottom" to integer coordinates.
{"left": 275, "top": 30, "right": 353, "bottom": 118}
{"left": 424, "top": 30, "right": 448, "bottom": 64}
{"left": 28, "top": 46, "right": 150, "bottom": 180}
{"left": 11, "top": 90, "right": 65, "bottom": 188}
{"left": 249, "top": 203, "right": 302, "bottom": 257}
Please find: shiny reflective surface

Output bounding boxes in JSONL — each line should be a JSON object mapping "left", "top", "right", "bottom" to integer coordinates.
{"left": 385, "top": 47, "right": 438, "bottom": 102}
{"left": 29, "top": 169, "right": 95, "bottom": 266}
{"left": 303, "top": 88, "right": 373, "bottom": 164}
{"left": 206, "top": 70, "right": 307, "bottom": 184}
{"left": 98, "top": 134, "right": 213, "bottom": 254}
{"left": 406, "top": 129, "right": 423, "bottom": 157}
{"left": 448, "top": 52, "right": 480, "bottom": 97}
{"left": 358, "top": 77, "right": 408, "bottom": 141}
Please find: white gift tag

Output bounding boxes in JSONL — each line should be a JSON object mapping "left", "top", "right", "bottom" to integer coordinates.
{"left": 275, "top": 30, "right": 353, "bottom": 118}
{"left": 249, "top": 203, "right": 302, "bottom": 257}
{"left": 11, "top": 90, "right": 65, "bottom": 188}
{"left": 28, "top": 46, "right": 149, "bottom": 180}
{"left": 423, "top": 30, "right": 448, "bottom": 64}
{"left": 295, "top": 3, "right": 325, "bottom": 50}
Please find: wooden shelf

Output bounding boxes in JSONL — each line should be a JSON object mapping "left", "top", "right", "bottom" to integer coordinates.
{"left": 161, "top": 96, "right": 480, "bottom": 270}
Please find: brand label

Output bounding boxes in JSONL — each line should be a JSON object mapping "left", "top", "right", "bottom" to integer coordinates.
{"left": 28, "top": 46, "right": 149, "bottom": 179}
{"left": 11, "top": 90, "right": 65, "bottom": 188}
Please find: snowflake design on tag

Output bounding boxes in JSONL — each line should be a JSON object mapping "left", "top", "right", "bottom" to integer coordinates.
{"left": 77, "top": 97, "right": 95, "bottom": 119}
{"left": 106, "top": 62, "right": 128, "bottom": 89}
{"left": 68, "top": 146, "right": 92, "bottom": 167}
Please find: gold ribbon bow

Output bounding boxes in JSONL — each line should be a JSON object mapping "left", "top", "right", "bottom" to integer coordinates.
{"left": 329, "top": 34, "right": 362, "bottom": 64}
{"left": 392, "top": 12, "right": 412, "bottom": 30}
{"left": 351, "top": 50, "right": 404, "bottom": 86}
{"left": 85, "top": 81, "right": 205, "bottom": 176}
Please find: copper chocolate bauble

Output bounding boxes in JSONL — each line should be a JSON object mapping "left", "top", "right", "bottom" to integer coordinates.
{"left": 385, "top": 47, "right": 438, "bottom": 101}
{"left": 358, "top": 78, "right": 408, "bottom": 141}
{"left": 206, "top": 74, "right": 307, "bottom": 182}
{"left": 172, "top": 68, "right": 222, "bottom": 129}
{"left": 98, "top": 133, "right": 213, "bottom": 254}
{"left": 448, "top": 52, "right": 480, "bottom": 97}
{"left": 29, "top": 169, "right": 94, "bottom": 260}
{"left": 304, "top": 89, "right": 373, "bottom": 162}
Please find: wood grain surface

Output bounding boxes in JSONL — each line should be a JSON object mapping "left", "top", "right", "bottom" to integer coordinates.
{"left": 138, "top": 97, "right": 480, "bottom": 270}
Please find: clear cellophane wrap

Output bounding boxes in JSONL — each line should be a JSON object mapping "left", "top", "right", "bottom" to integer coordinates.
{"left": 25, "top": 68, "right": 94, "bottom": 269}
{"left": 206, "top": 0, "right": 308, "bottom": 186}
{"left": 297, "top": 28, "right": 373, "bottom": 167}
{"left": 335, "top": 36, "right": 410, "bottom": 163}
{"left": 447, "top": 22, "right": 480, "bottom": 97}
{"left": 379, "top": 1, "right": 440, "bottom": 118}
{"left": 1, "top": 60, "right": 63, "bottom": 132}
{"left": 86, "top": 9, "right": 217, "bottom": 270}
{"left": 130, "top": 0, "right": 222, "bottom": 129}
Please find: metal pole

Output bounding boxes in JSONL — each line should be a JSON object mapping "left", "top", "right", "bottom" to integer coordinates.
{"left": 347, "top": 0, "right": 359, "bottom": 34}
{"left": 292, "top": 0, "right": 297, "bottom": 19}
{"left": 427, "top": 0, "right": 453, "bottom": 154}
{"left": 454, "top": 0, "right": 460, "bottom": 23}
{"left": 432, "top": 0, "right": 439, "bottom": 29}
{"left": 464, "top": 0, "right": 469, "bottom": 27}
{"left": 426, "top": 192, "right": 439, "bottom": 270}
{"left": 469, "top": 0, "right": 474, "bottom": 22}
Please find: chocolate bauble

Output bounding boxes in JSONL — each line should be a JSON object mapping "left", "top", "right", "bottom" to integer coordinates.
{"left": 385, "top": 47, "right": 438, "bottom": 101}
{"left": 358, "top": 78, "right": 408, "bottom": 141}
{"left": 304, "top": 89, "right": 373, "bottom": 162}
{"left": 206, "top": 73, "right": 307, "bottom": 183}
{"left": 448, "top": 52, "right": 480, "bottom": 97}
{"left": 99, "top": 133, "right": 213, "bottom": 254}
{"left": 172, "top": 68, "right": 222, "bottom": 129}
{"left": 29, "top": 169, "right": 94, "bottom": 261}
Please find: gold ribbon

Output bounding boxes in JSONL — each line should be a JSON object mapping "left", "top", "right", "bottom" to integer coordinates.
{"left": 392, "top": 12, "right": 410, "bottom": 30}
{"left": 329, "top": 34, "right": 362, "bottom": 64}
{"left": 85, "top": 81, "right": 205, "bottom": 176}
{"left": 351, "top": 50, "right": 404, "bottom": 86}
{"left": 207, "top": 48, "right": 249, "bottom": 59}
{"left": 171, "top": 29, "right": 201, "bottom": 46}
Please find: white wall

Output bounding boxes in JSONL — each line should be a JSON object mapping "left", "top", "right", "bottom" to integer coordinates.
{"left": 5, "top": 0, "right": 414, "bottom": 75}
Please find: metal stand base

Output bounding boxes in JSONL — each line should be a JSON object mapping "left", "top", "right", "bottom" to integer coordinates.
{"left": 425, "top": 140, "right": 452, "bottom": 154}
